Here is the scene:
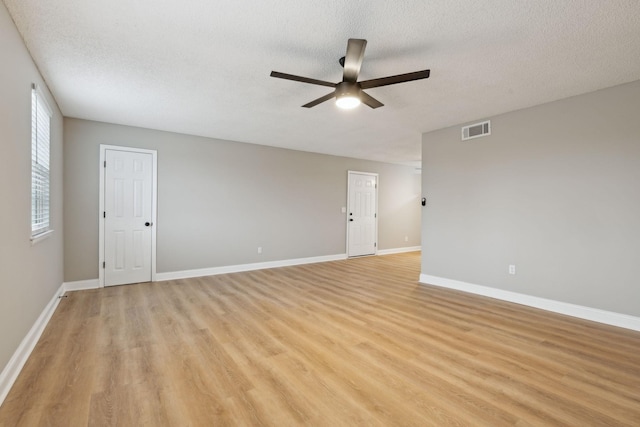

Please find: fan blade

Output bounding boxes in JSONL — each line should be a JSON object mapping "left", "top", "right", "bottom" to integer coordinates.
{"left": 270, "top": 71, "right": 336, "bottom": 88}
{"left": 342, "top": 39, "right": 367, "bottom": 83}
{"left": 302, "top": 91, "right": 336, "bottom": 108}
{"left": 360, "top": 91, "right": 384, "bottom": 109}
{"left": 359, "top": 69, "right": 430, "bottom": 89}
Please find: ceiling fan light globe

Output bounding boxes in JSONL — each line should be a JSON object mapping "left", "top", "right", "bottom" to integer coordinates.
{"left": 336, "top": 95, "right": 361, "bottom": 109}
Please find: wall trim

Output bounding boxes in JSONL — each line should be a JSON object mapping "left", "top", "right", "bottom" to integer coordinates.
{"left": 156, "top": 253, "right": 348, "bottom": 281}
{"left": 60, "top": 250, "right": 417, "bottom": 289}
{"left": 63, "top": 279, "right": 100, "bottom": 292}
{"left": 377, "top": 246, "right": 421, "bottom": 255}
{"left": 0, "top": 283, "right": 66, "bottom": 406}
{"left": 420, "top": 274, "right": 640, "bottom": 332}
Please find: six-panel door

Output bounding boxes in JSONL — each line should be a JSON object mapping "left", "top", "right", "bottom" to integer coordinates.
{"left": 104, "top": 149, "right": 153, "bottom": 286}
{"left": 348, "top": 172, "right": 377, "bottom": 257}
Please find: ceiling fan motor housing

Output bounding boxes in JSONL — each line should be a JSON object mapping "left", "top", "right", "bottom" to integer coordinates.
{"left": 336, "top": 81, "right": 361, "bottom": 98}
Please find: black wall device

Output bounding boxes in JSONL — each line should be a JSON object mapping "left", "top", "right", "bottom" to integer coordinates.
{"left": 421, "top": 197, "right": 426, "bottom": 206}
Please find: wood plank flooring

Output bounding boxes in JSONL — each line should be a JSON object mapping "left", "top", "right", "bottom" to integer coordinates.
{"left": 1, "top": 252, "right": 640, "bottom": 426}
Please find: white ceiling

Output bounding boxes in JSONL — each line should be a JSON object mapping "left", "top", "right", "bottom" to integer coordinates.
{"left": 4, "top": 0, "right": 640, "bottom": 166}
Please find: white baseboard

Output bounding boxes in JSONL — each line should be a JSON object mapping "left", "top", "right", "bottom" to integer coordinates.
{"left": 0, "top": 283, "right": 66, "bottom": 406}
{"left": 156, "top": 253, "right": 348, "bottom": 281}
{"left": 63, "top": 278, "right": 100, "bottom": 292}
{"left": 377, "top": 246, "right": 421, "bottom": 255}
{"left": 60, "top": 250, "right": 416, "bottom": 287}
{"left": 419, "top": 274, "right": 640, "bottom": 332}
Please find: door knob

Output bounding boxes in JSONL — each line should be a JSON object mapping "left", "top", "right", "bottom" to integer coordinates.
{"left": 145, "top": 222, "right": 153, "bottom": 226}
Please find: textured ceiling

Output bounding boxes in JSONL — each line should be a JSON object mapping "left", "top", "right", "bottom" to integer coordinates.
{"left": 4, "top": 0, "right": 640, "bottom": 166}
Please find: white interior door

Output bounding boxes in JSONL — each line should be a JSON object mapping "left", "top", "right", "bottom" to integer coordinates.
{"left": 103, "top": 149, "right": 154, "bottom": 286}
{"left": 347, "top": 171, "right": 378, "bottom": 257}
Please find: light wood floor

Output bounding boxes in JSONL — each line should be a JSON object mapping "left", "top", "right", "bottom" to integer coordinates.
{"left": 1, "top": 252, "right": 640, "bottom": 426}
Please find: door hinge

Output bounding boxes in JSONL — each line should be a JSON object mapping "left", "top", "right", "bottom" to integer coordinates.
{"left": 102, "top": 261, "right": 105, "bottom": 269}
{"left": 103, "top": 211, "right": 106, "bottom": 218}
{"left": 104, "top": 160, "right": 106, "bottom": 167}
{"left": 374, "top": 213, "right": 377, "bottom": 218}
{"left": 374, "top": 242, "right": 377, "bottom": 247}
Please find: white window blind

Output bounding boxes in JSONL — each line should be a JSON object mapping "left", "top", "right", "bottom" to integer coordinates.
{"left": 31, "top": 85, "right": 52, "bottom": 238}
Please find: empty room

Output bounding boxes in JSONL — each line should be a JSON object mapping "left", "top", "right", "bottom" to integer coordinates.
{"left": 1, "top": 0, "right": 639, "bottom": 425}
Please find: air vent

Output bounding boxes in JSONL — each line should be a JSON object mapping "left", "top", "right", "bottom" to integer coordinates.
{"left": 462, "top": 120, "right": 491, "bottom": 141}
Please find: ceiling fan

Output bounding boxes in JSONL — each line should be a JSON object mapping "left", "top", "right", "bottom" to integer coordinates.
{"left": 270, "top": 39, "right": 430, "bottom": 109}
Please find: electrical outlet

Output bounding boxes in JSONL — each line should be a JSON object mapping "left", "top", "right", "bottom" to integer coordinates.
{"left": 257, "top": 246, "right": 262, "bottom": 254}
{"left": 508, "top": 264, "right": 516, "bottom": 275}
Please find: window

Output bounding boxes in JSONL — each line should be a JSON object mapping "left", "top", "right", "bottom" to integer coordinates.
{"left": 31, "top": 84, "right": 52, "bottom": 239}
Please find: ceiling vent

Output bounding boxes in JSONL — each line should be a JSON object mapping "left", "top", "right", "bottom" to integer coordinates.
{"left": 462, "top": 120, "right": 491, "bottom": 141}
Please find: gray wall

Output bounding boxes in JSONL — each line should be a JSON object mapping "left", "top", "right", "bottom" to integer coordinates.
{"left": 64, "top": 119, "right": 421, "bottom": 282}
{"left": 0, "top": 2, "right": 64, "bottom": 373}
{"left": 421, "top": 80, "right": 640, "bottom": 317}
